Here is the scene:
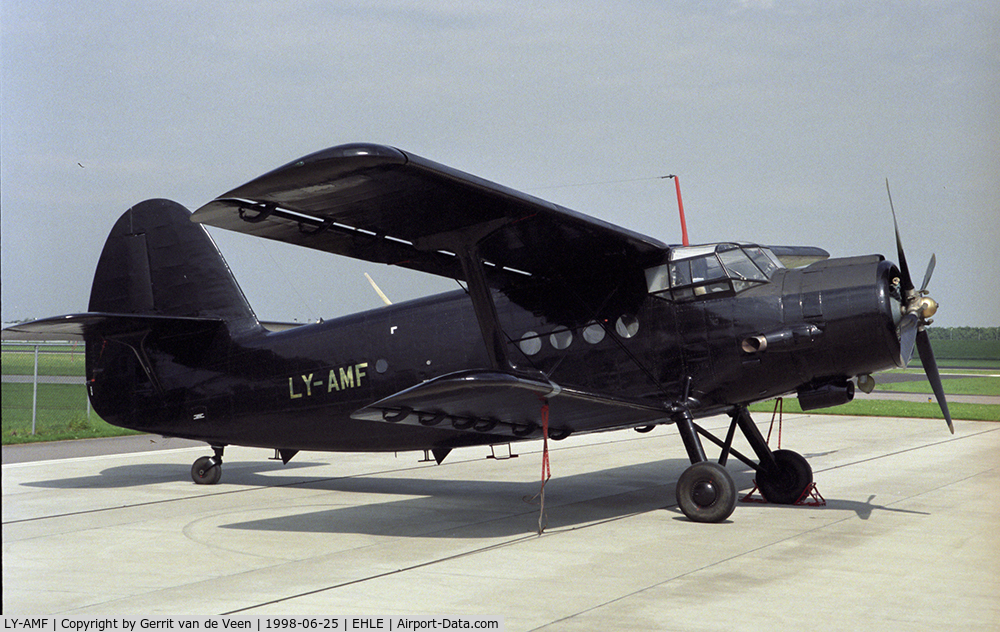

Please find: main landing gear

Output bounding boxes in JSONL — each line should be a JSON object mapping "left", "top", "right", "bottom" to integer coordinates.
{"left": 191, "top": 445, "right": 225, "bottom": 485}
{"left": 673, "top": 405, "right": 812, "bottom": 523}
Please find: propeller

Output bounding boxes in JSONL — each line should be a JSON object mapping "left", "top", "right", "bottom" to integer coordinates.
{"left": 886, "top": 180, "right": 953, "bottom": 433}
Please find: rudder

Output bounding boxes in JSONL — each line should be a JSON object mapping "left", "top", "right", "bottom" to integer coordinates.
{"left": 89, "top": 199, "right": 259, "bottom": 333}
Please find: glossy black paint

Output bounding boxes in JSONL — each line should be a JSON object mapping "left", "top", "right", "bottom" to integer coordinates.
{"left": 73, "top": 198, "right": 902, "bottom": 456}
{"left": 193, "top": 144, "right": 664, "bottom": 328}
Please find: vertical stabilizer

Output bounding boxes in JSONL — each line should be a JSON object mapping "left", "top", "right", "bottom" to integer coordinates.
{"left": 89, "top": 199, "right": 259, "bottom": 334}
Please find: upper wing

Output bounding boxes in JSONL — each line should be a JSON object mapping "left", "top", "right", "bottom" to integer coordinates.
{"left": 767, "top": 245, "right": 830, "bottom": 268}
{"left": 192, "top": 144, "right": 667, "bottom": 323}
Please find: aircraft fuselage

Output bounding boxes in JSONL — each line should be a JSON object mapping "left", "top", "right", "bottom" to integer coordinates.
{"left": 87, "top": 252, "right": 900, "bottom": 454}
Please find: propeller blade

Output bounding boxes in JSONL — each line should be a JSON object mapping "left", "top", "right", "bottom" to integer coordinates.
{"left": 898, "top": 313, "right": 919, "bottom": 367}
{"left": 916, "top": 330, "right": 955, "bottom": 434}
{"left": 921, "top": 254, "right": 936, "bottom": 292}
{"left": 884, "top": 183, "right": 948, "bottom": 432}
{"left": 886, "top": 179, "right": 914, "bottom": 292}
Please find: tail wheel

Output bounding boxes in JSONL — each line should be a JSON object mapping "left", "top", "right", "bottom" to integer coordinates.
{"left": 676, "top": 461, "right": 737, "bottom": 523}
{"left": 756, "top": 449, "right": 812, "bottom": 504}
{"left": 191, "top": 456, "right": 222, "bottom": 485}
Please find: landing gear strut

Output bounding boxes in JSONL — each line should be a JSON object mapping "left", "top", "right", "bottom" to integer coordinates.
{"left": 191, "top": 445, "right": 225, "bottom": 485}
{"left": 672, "top": 405, "right": 813, "bottom": 522}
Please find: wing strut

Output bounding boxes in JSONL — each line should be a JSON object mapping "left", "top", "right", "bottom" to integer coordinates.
{"left": 457, "top": 243, "right": 516, "bottom": 373}
{"left": 415, "top": 215, "right": 523, "bottom": 375}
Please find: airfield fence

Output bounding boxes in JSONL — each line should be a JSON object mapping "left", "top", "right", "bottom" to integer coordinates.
{"left": 2, "top": 341, "right": 92, "bottom": 439}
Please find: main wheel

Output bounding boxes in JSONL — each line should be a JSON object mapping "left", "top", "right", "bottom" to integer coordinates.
{"left": 756, "top": 449, "right": 812, "bottom": 504}
{"left": 676, "top": 462, "right": 737, "bottom": 523}
{"left": 191, "top": 456, "right": 222, "bottom": 485}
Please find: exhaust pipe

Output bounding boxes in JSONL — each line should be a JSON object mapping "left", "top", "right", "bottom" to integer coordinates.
{"left": 742, "top": 323, "right": 822, "bottom": 354}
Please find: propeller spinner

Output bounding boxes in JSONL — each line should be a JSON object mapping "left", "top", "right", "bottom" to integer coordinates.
{"left": 886, "top": 180, "right": 954, "bottom": 433}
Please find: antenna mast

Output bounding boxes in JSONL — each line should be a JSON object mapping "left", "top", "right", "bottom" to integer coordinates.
{"left": 663, "top": 175, "right": 689, "bottom": 246}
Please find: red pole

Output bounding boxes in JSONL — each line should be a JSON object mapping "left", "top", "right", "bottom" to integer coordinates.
{"left": 667, "top": 175, "right": 690, "bottom": 246}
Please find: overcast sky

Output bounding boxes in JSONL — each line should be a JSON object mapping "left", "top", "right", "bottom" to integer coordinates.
{"left": 2, "top": 1, "right": 997, "bottom": 327}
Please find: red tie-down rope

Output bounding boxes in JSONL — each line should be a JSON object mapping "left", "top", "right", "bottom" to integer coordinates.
{"left": 537, "top": 402, "right": 551, "bottom": 534}
{"left": 522, "top": 402, "right": 553, "bottom": 534}
{"left": 766, "top": 397, "right": 783, "bottom": 448}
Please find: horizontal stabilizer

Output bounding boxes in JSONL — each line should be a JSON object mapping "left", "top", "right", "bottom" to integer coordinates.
{"left": 2, "top": 313, "right": 223, "bottom": 341}
{"left": 352, "top": 369, "right": 669, "bottom": 439}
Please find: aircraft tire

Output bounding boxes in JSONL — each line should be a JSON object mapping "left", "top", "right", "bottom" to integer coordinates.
{"left": 548, "top": 428, "right": 571, "bottom": 441}
{"left": 676, "top": 462, "right": 737, "bottom": 523}
{"left": 756, "top": 449, "right": 812, "bottom": 505}
{"left": 191, "top": 456, "right": 222, "bottom": 485}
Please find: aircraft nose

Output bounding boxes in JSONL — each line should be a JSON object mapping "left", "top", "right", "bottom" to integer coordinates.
{"left": 792, "top": 256, "right": 902, "bottom": 379}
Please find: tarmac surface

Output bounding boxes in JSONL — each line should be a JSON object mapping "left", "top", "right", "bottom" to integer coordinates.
{"left": 3, "top": 413, "right": 999, "bottom": 630}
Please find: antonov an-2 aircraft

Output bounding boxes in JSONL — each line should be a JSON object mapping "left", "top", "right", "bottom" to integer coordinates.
{"left": 7, "top": 143, "right": 951, "bottom": 523}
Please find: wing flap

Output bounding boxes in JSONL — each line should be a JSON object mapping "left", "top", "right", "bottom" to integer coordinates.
{"left": 352, "top": 370, "right": 669, "bottom": 438}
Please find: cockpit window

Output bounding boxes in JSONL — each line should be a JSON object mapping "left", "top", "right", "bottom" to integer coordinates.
{"left": 645, "top": 243, "right": 781, "bottom": 301}
{"left": 746, "top": 246, "right": 782, "bottom": 277}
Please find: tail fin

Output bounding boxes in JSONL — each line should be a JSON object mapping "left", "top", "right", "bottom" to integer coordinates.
{"left": 89, "top": 199, "right": 259, "bottom": 333}
{"left": 4, "top": 199, "right": 259, "bottom": 434}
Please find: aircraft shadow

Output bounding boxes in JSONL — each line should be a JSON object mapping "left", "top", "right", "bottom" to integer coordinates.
{"left": 820, "top": 494, "right": 930, "bottom": 519}
{"left": 21, "top": 455, "right": 750, "bottom": 537}
{"left": 736, "top": 490, "right": 930, "bottom": 521}
{"left": 20, "top": 459, "right": 322, "bottom": 490}
{"left": 213, "top": 459, "right": 759, "bottom": 538}
{"left": 20, "top": 456, "right": 919, "bottom": 535}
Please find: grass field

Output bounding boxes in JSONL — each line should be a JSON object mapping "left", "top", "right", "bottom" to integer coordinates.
{"left": 920, "top": 339, "right": 1000, "bottom": 360}
{"left": 876, "top": 375, "right": 1000, "bottom": 396}
{"left": 913, "top": 339, "right": 1000, "bottom": 370}
{"left": 1, "top": 382, "right": 143, "bottom": 443}
{"left": 748, "top": 397, "right": 1000, "bottom": 423}
{"left": 2, "top": 344, "right": 87, "bottom": 377}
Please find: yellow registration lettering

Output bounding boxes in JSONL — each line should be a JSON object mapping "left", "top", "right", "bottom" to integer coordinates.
{"left": 289, "top": 377, "right": 302, "bottom": 399}
{"left": 328, "top": 369, "right": 340, "bottom": 392}
{"left": 301, "top": 374, "right": 313, "bottom": 397}
{"left": 339, "top": 366, "right": 354, "bottom": 390}
{"left": 355, "top": 362, "right": 368, "bottom": 387}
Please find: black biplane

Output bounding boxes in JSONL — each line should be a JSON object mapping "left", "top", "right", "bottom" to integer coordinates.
{"left": 7, "top": 144, "right": 951, "bottom": 523}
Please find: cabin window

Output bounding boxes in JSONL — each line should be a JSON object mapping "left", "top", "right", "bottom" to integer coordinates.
{"left": 549, "top": 328, "right": 573, "bottom": 350}
{"left": 718, "top": 246, "right": 766, "bottom": 292}
{"left": 719, "top": 246, "right": 766, "bottom": 282}
{"left": 671, "top": 259, "right": 693, "bottom": 286}
{"left": 645, "top": 265, "right": 671, "bottom": 294}
{"left": 616, "top": 315, "right": 639, "bottom": 338}
{"left": 583, "top": 322, "right": 606, "bottom": 344}
{"left": 645, "top": 243, "right": 777, "bottom": 302}
{"left": 746, "top": 247, "right": 782, "bottom": 277}
{"left": 675, "top": 251, "right": 730, "bottom": 298}
{"left": 519, "top": 331, "right": 542, "bottom": 356}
